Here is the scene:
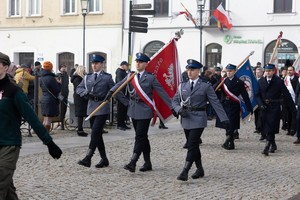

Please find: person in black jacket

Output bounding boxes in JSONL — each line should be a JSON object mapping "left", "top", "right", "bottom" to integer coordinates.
{"left": 40, "top": 61, "right": 61, "bottom": 132}
{"left": 256, "top": 64, "right": 296, "bottom": 156}
{"left": 0, "top": 52, "right": 62, "bottom": 199}
{"left": 294, "top": 81, "right": 300, "bottom": 144}
{"left": 56, "top": 64, "right": 69, "bottom": 130}
{"left": 283, "top": 66, "right": 298, "bottom": 136}
{"left": 216, "top": 64, "right": 253, "bottom": 150}
{"left": 115, "top": 61, "right": 131, "bottom": 131}
{"left": 71, "top": 65, "right": 88, "bottom": 136}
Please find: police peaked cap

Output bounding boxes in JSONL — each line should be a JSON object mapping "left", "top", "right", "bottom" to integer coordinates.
{"left": 135, "top": 53, "right": 150, "bottom": 62}
{"left": 264, "top": 63, "right": 275, "bottom": 70}
{"left": 186, "top": 59, "right": 203, "bottom": 69}
{"left": 91, "top": 54, "right": 105, "bottom": 63}
{"left": 226, "top": 64, "right": 237, "bottom": 70}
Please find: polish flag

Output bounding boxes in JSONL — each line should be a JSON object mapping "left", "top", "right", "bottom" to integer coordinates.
{"left": 213, "top": 3, "right": 232, "bottom": 30}
{"left": 146, "top": 38, "right": 181, "bottom": 122}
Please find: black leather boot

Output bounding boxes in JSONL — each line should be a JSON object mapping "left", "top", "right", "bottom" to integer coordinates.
{"left": 139, "top": 152, "right": 152, "bottom": 172}
{"left": 262, "top": 141, "right": 271, "bottom": 156}
{"left": 78, "top": 149, "right": 94, "bottom": 167}
{"left": 222, "top": 135, "right": 230, "bottom": 149}
{"left": 259, "top": 132, "right": 266, "bottom": 141}
{"left": 227, "top": 136, "right": 235, "bottom": 150}
{"left": 177, "top": 161, "right": 192, "bottom": 181}
{"left": 124, "top": 153, "right": 139, "bottom": 172}
{"left": 191, "top": 159, "right": 204, "bottom": 179}
{"left": 269, "top": 140, "right": 277, "bottom": 153}
{"left": 95, "top": 150, "right": 109, "bottom": 168}
{"left": 77, "top": 130, "right": 88, "bottom": 137}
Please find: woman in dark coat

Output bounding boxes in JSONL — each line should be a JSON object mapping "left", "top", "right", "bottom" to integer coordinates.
{"left": 71, "top": 65, "right": 88, "bottom": 136}
{"left": 39, "top": 61, "right": 61, "bottom": 132}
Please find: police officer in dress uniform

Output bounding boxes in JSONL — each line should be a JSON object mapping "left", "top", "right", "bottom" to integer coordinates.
{"left": 256, "top": 64, "right": 296, "bottom": 156}
{"left": 172, "top": 59, "right": 229, "bottom": 181}
{"left": 105, "top": 53, "right": 173, "bottom": 173}
{"left": 216, "top": 64, "right": 253, "bottom": 150}
{"left": 76, "top": 55, "right": 123, "bottom": 168}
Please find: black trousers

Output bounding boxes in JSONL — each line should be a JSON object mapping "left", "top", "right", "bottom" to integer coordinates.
{"left": 254, "top": 107, "right": 262, "bottom": 131}
{"left": 184, "top": 128, "right": 204, "bottom": 162}
{"left": 132, "top": 118, "right": 151, "bottom": 155}
{"left": 60, "top": 98, "right": 68, "bottom": 120}
{"left": 117, "top": 100, "right": 128, "bottom": 127}
{"left": 88, "top": 115, "right": 108, "bottom": 152}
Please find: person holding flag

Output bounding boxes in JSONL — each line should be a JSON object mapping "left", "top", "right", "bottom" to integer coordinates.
{"left": 256, "top": 64, "right": 296, "bottom": 156}
{"left": 215, "top": 64, "right": 253, "bottom": 150}
{"left": 104, "top": 52, "right": 174, "bottom": 173}
{"left": 172, "top": 59, "right": 229, "bottom": 181}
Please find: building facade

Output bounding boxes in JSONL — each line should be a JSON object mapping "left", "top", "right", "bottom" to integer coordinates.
{"left": 124, "top": 0, "right": 300, "bottom": 72}
{"left": 1, "top": 0, "right": 299, "bottom": 75}
{"left": 0, "top": 0, "right": 123, "bottom": 73}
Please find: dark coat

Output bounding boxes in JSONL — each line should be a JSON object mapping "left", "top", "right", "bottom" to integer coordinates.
{"left": 256, "top": 75, "right": 296, "bottom": 134}
{"left": 40, "top": 70, "right": 61, "bottom": 117}
{"left": 57, "top": 72, "right": 69, "bottom": 98}
{"left": 115, "top": 68, "right": 128, "bottom": 94}
{"left": 290, "top": 75, "right": 299, "bottom": 91}
{"left": 295, "top": 81, "right": 300, "bottom": 106}
{"left": 216, "top": 76, "right": 253, "bottom": 130}
{"left": 71, "top": 75, "right": 88, "bottom": 117}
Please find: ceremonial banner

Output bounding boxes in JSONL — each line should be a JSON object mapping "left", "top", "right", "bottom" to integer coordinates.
{"left": 235, "top": 59, "right": 258, "bottom": 119}
{"left": 146, "top": 38, "right": 181, "bottom": 122}
{"left": 269, "top": 31, "right": 283, "bottom": 75}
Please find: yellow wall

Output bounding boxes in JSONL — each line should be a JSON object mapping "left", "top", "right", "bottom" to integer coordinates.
{"left": 0, "top": 0, "right": 122, "bottom": 28}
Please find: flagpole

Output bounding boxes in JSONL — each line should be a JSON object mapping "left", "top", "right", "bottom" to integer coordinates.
{"left": 215, "top": 51, "right": 255, "bottom": 92}
{"left": 269, "top": 31, "right": 283, "bottom": 64}
{"left": 85, "top": 72, "right": 136, "bottom": 121}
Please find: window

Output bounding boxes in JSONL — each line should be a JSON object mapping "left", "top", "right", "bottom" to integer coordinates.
{"left": 264, "top": 39, "right": 298, "bottom": 70}
{"left": 19, "top": 53, "right": 34, "bottom": 67}
{"left": 9, "top": 0, "right": 21, "bottom": 17}
{"left": 206, "top": 43, "right": 222, "bottom": 68}
{"left": 154, "top": 0, "right": 169, "bottom": 17}
{"left": 89, "top": 0, "right": 102, "bottom": 13}
{"left": 58, "top": 52, "right": 74, "bottom": 74}
{"left": 210, "top": 0, "right": 225, "bottom": 26}
{"left": 274, "top": 0, "right": 292, "bottom": 13}
{"left": 63, "top": 0, "right": 76, "bottom": 14}
{"left": 28, "top": 0, "right": 41, "bottom": 16}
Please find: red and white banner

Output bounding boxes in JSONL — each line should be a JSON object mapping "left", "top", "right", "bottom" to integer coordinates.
{"left": 146, "top": 38, "right": 181, "bottom": 122}
{"left": 213, "top": 3, "right": 232, "bottom": 30}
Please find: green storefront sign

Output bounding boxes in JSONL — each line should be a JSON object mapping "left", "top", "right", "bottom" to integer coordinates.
{"left": 224, "top": 35, "right": 263, "bottom": 44}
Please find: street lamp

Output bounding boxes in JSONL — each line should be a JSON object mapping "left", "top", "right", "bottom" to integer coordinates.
{"left": 81, "top": 0, "right": 89, "bottom": 66}
{"left": 196, "top": 0, "right": 206, "bottom": 64}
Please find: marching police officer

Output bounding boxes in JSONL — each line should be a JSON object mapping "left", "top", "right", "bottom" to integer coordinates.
{"left": 172, "top": 59, "right": 229, "bottom": 181}
{"left": 105, "top": 52, "right": 173, "bottom": 173}
{"left": 216, "top": 64, "right": 253, "bottom": 150}
{"left": 76, "top": 55, "right": 119, "bottom": 168}
{"left": 256, "top": 64, "right": 296, "bottom": 156}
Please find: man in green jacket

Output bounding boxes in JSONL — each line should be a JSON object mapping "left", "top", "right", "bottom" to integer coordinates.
{"left": 0, "top": 52, "right": 62, "bottom": 200}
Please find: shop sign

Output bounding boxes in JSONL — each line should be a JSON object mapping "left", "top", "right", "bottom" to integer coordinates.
{"left": 224, "top": 35, "right": 263, "bottom": 45}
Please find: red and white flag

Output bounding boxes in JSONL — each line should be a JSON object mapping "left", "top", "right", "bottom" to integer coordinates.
{"left": 213, "top": 3, "right": 232, "bottom": 30}
{"left": 146, "top": 38, "right": 181, "bottom": 122}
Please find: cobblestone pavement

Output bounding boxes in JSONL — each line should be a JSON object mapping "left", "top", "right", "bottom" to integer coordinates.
{"left": 15, "top": 120, "right": 300, "bottom": 200}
